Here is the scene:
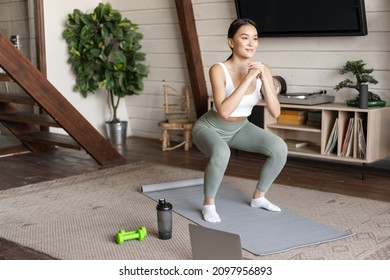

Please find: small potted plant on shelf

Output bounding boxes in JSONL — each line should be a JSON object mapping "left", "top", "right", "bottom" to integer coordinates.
{"left": 334, "top": 60, "right": 385, "bottom": 108}
{"left": 62, "top": 2, "right": 149, "bottom": 145}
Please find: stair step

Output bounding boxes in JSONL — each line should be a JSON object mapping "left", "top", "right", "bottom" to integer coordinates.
{"left": 0, "top": 112, "right": 60, "bottom": 127}
{"left": 19, "top": 131, "right": 81, "bottom": 150}
{"left": 0, "top": 73, "right": 12, "bottom": 82}
{"left": 0, "top": 144, "right": 29, "bottom": 157}
{"left": 0, "top": 93, "right": 36, "bottom": 105}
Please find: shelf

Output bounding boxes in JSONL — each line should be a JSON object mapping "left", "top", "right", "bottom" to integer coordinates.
{"left": 263, "top": 101, "right": 383, "bottom": 112}
{"left": 288, "top": 144, "right": 320, "bottom": 155}
{"left": 268, "top": 123, "right": 321, "bottom": 133}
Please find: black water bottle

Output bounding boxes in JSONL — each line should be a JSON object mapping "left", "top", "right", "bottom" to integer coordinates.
{"left": 156, "top": 198, "right": 173, "bottom": 240}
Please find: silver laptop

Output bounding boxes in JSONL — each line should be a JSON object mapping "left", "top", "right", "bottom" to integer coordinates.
{"left": 189, "top": 224, "right": 244, "bottom": 260}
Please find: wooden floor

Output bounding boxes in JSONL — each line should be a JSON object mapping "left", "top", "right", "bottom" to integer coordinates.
{"left": 1, "top": 136, "right": 389, "bottom": 259}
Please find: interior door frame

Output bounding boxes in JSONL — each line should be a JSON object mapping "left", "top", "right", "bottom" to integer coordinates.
{"left": 34, "top": 0, "right": 46, "bottom": 77}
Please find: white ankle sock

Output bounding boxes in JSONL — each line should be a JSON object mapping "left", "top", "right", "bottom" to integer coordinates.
{"left": 202, "top": 205, "right": 221, "bottom": 223}
{"left": 251, "top": 197, "right": 281, "bottom": 212}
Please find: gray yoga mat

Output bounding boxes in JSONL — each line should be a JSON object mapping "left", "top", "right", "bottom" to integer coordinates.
{"left": 141, "top": 178, "right": 351, "bottom": 256}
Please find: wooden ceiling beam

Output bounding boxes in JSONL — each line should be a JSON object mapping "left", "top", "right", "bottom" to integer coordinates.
{"left": 175, "top": 0, "right": 208, "bottom": 118}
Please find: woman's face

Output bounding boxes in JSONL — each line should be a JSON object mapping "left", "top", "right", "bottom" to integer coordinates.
{"left": 228, "top": 24, "right": 258, "bottom": 59}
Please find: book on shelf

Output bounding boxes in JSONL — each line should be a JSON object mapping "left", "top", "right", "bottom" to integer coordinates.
{"left": 306, "top": 111, "right": 322, "bottom": 128}
{"left": 278, "top": 114, "right": 306, "bottom": 121}
{"left": 284, "top": 139, "right": 309, "bottom": 148}
{"left": 277, "top": 115, "right": 306, "bottom": 125}
{"left": 325, "top": 118, "right": 338, "bottom": 154}
{"left": 307, "top": 110, "right": 322, "bottom": 121}
{"left": 277, "top": 109, "right": 307, "bottom": 125}
{"left": 341, "top": 118, "right": 354, "bottom": 157}
{"left": 357, "top": 118, "right": 366, "bottom": 159}
{"left": 306, "top": 120, "right": 321, "bottom": 128}
{"left": 280, "top": 109, "right": 307, "bottom": 116}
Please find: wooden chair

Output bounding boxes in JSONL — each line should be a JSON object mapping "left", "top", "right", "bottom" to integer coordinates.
{"left": 158, "top": 84, "right": 194, "bottom": 151}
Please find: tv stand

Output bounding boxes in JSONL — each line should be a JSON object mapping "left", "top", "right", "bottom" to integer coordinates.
{"left": 259, "top": 102, "right": 390, "bottom": 179}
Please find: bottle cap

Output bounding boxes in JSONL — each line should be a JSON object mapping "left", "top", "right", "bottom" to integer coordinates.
{"left": 156, "top": 198, "right": 173, "bottom": 211}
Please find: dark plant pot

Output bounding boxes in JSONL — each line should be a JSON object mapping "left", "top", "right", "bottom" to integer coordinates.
{"left": 346, "top": 99, "right": 386, "bottom": 108}
{"left": 106, "top": 121, "right": 127, "bottom": 145}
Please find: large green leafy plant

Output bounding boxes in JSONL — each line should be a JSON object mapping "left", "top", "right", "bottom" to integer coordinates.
{"left": 334, "top": 60, "right": 381, "bottom": 102}
{"left": 62, "top": 2, "right": 149, "bottom": 122}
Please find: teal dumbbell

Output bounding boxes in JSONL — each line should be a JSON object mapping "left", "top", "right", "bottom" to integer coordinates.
{"left": 116, "top": 226, "right": 147, "bottom": 245}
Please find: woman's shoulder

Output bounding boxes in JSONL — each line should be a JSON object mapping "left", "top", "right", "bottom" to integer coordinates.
{"left": 210, "top": 62, "right": 225, "bottom": 69}
{"left": 262, "top": 62, "right": 271, "bottom": 69}
{"left": 209, "top": 62, "right": 225, "bottom": 74}
{"left": 260, "top": 62, "right": 272, "bottom": 73}
{"left": 209, "top": 63, "right": 228, "bottom": 84}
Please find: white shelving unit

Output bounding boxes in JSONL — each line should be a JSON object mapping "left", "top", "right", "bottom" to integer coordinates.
{"left": 261, "top": 102, "right": 390, "bottom": 165}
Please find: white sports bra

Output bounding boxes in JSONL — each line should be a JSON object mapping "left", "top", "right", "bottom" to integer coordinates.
{"left": 213, "top": 62, "right": 262, "bottom": 117}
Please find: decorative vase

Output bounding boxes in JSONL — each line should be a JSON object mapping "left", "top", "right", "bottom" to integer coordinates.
{"left": 359, "top": 84, "right": 368, "bottom": 109}
{"left": 106, "top": 121, "right": 127, "bottom": 145}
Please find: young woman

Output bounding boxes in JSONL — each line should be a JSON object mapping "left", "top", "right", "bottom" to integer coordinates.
{"left": 192, "top": 19, "right": 288, "bottom": 223}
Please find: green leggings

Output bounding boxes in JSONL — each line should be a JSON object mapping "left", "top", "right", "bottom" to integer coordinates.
{"left": 192, "top": 110, "right": 288, "bottom": 199}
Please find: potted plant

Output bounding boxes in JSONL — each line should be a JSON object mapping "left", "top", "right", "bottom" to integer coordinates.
{"left": 62, "top": 2, "right": 149, "bottom": 144}
{"left": 334, "top": 60, "right": 385, "bottom": 107}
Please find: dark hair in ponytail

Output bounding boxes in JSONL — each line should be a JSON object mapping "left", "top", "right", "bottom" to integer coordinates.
{"left": 226, "top": 18, "right": 259, "bottom": 60}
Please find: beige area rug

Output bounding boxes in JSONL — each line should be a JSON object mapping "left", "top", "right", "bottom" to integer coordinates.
{"left": 0, "top": 161, "right": 389, "bottom": 260}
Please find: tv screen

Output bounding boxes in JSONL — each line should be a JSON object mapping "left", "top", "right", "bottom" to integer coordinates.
{"left": 235, "top": 0, "right": 368, "bottom": 37}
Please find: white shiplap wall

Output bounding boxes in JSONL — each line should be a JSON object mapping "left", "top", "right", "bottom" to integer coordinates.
{"left": 111, "top": 0, "right": 190, "bottom": 139}
{"left": 112, "top": 0, "right": 390, "bottom": 140}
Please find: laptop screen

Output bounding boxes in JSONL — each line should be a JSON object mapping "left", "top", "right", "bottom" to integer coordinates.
{"left": 189, "top": 224, "right": 243, "bottom": 260}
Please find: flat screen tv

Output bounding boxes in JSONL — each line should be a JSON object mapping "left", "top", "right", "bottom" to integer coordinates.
{"left": 235, "top": 0, "right": 368, "bottom": 37}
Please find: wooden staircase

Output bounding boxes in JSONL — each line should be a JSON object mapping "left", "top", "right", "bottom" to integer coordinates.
{"left": 0, "top": 32, "right": 126, "bottom": 166}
